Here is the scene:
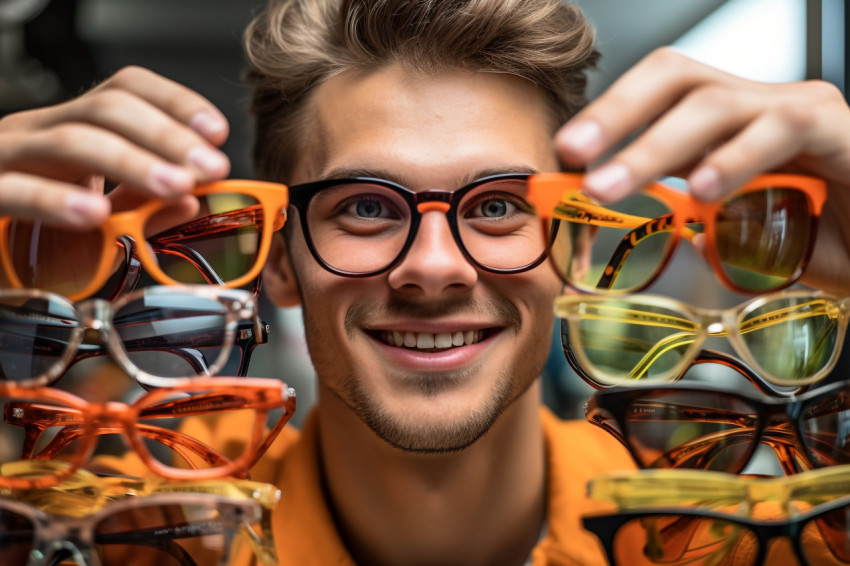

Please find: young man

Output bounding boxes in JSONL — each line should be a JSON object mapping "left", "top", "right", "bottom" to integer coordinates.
{"left": 1, "top": 1, "right": 850, "bottom": 565}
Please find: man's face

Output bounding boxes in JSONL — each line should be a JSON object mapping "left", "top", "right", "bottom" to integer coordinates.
{"left": 273, "top": 64, "right": 562, "bottom": 452}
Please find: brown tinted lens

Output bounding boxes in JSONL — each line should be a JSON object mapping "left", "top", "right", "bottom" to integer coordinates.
{"left": 613, "top": 515, "right": 758, "bottom": 565}
{"left": 148, "top": 193, "right": 262, "bottom": 285}
{"left": 800, "top": 391, "right": 850, "bottom": 468}
{"left": 306, "top": 183, "right": 410, "bottom": 274}
{"left": 457, "top": 179, "right": 545, "bottom": 270}
{"left": 548, "top": 193, "right": 674, "bottom": 292}
{"left": 716, "top": 188, "right": 812, "bottom": 292}
{"left": 4, "top": 219, "right": 107, "bottom": 297}
{"left": 624, "top": 391, "right": 759, "bottom": 472}
{"left": 803, "top": 504, "right": 850, "bottom": 564}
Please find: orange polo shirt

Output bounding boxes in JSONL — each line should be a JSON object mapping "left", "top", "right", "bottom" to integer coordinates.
{"left": 239, "top": 407, "right": 636, "bottom": 566}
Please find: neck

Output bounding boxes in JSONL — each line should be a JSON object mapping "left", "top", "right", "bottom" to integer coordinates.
{"left": 316, "top": 382, "right": 546, "bottom": 566}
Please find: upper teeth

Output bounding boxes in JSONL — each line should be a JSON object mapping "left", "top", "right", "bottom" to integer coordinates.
{"left": 380, "top": 330, "right": 484, "bottom": 349}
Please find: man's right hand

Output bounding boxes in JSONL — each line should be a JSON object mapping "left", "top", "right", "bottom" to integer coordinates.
{"left": 0, "top": 66, "right": 231, "bottom": 229}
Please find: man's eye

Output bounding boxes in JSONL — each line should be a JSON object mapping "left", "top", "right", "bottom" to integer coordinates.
{"left": 343, "top": 198, "right": 396, "bottom": 219}
{"left": 472, "top": 199, "right": 516, "bottom": 218}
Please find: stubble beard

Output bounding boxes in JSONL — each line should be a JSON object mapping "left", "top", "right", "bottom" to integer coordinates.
{"left": 344, "top": 364, "right": 518, "bottom": 453}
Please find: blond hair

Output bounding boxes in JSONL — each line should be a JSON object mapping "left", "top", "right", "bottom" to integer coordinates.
{"left": 244, "top": 0, "right": 598, "bottom": 182}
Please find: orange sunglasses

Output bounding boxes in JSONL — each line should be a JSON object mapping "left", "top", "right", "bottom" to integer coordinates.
{"left": 527, "top": 173, "right": 826, "bottom": 294}
{"left": 0, "top": 180, "right": 288, "bottom": 301}
{"left": 0, "top": 377, "right": 296, "bottom": 489}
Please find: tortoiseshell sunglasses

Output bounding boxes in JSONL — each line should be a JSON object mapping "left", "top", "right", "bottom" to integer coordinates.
{"left": 527, "top": 173, "right": 826, "bottom": 294}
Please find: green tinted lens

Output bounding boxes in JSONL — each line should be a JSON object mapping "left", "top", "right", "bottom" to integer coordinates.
{"left": 549, "top": 193, "right": 674, "bottom": 292}
{"left": 613, "top": 515, "right": 758, "bottom": 565}
{"left": 739, "top": 296, "right": 839, "bottom": 383}
{"left": 148, "top": 193, "right": 262, "bottom": 285}
{"left": 716, "top": 188, "right": 812, "bottom": 292}
{"left": 571, "top": 299, "right": 698, "bottom": 384}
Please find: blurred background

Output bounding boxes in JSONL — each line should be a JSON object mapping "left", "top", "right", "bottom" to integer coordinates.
{"left": 1, "top": 0, "right": 847, "bottom": 427}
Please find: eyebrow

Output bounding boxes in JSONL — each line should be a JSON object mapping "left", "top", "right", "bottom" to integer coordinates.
{"left": 316, "top": 165, "right": 541, "bottom": 189}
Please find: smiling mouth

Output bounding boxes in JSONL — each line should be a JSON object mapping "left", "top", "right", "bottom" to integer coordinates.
{"left": 372, "top": 329, "right": 495, "bottom": 353}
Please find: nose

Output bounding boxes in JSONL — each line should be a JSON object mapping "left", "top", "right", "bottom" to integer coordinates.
{"left": 387, "top": 210, "right": 478, "bottom": 296}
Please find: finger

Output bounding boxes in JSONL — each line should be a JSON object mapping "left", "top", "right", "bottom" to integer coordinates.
{"left": 555, "top": 48, "right": 743, "bottom": 166}
{"left": 37, "top": 89, "right": 229, "bottom": 183}
{"left": 90, "top": 66, "right": 230, "bottom": 146}
{"left": 4, "top": 124, "right": 196, "bottom": 197}
{"left": 686, "top": 106, "right": 809, "bottom": 201}
{"left": 582, "top": 85, "right": 759, "bottom": 201}
{"left": 109, "top": 186, "right": 200, "bottom": 236}
{"left": 0, "top": 172, "right": 111, "bottom": 228}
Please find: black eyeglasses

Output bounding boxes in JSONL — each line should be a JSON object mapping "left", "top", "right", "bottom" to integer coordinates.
{"left": 583, "top": 496, "right": 850, "bottom": 566}
{"left": 287, "top": 173, "right": 547, "bottom": 277}
{"left": 586, "top": 379, "right": 850, "bottom": 476}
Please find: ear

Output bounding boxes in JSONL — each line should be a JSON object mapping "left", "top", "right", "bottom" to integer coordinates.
{"left": 263, "top": 234, "right": 302, "bottom": 307}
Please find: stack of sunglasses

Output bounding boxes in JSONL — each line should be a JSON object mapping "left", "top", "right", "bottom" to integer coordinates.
{"left": 528, "top": 173, "right": 850, "bottom": 565}
{"left": 0, "top": 180, "right": 295, "bottom": 565}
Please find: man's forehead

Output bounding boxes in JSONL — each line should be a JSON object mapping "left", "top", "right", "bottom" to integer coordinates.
{"left": 293, "top": 64, "right": 557, "bottom": 188}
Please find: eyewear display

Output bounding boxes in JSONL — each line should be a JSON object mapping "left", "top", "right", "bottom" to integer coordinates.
{"left": 0, "top": 286, "right": 266, "bottom": 388}
{"left": 555, "top": 289, "right": 847, "bottom": 389}
{"left": 583, "top": 496, "right": 850, "bottom": 566}
{"left": 0, "top": 180, "right": 289, "bottom": 300}
{"left": 585, "top": 380, "right": 850, "bottom": 476}
{"left": 527, "top": 172, "right": 826, "bottom": 294}
{"left": 587, "top": 466, "right": 850, "bottom": 513}
{"left": 287, "top": 173, "right": 547, "bottom": 276}
{"left": 0, "top": 377, "right": 296, "bottom": 489}
{"left": 0, "top": 478, "right": 280, "bottom": 566}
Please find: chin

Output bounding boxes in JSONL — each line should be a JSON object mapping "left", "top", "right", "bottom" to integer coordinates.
{"left": 344, "top": 366, "right": 520, "bottom": 453}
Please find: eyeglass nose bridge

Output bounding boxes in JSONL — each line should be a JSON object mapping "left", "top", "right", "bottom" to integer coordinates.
{"left": 414, "top": 191, "right": 453, "bottom": 214}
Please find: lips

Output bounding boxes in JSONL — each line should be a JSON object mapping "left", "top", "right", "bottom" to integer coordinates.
{"left": 374, "top": 329, "right": 493, "bottom": 352}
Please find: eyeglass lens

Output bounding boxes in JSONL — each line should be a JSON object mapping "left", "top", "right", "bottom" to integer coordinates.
{"left": 304, "top": 178, "right": 544, "bottom": 274}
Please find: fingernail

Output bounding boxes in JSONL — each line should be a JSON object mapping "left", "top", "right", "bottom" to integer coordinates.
{"left": 150, "top": 162, "right": 194, "bottom": 194}
{"left": 557, "top": 120, "right": 604, "bottom": 156}
{"left": 65, "top": 192, "right": 111, "bottom": 224}
{"left": 689, "top": 166, "right": 722, "bottom": 201}
{"left": 584, "top": 163, "right": 632, "bottom": 200}
{"left": 190, "top": 112, "right": 227, "bottom": 138}
{"left": 188, "top": 146, "right": 229, "bottom": 174}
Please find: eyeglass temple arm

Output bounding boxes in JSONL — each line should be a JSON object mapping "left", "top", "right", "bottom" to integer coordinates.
{"left": 93, "top": 525, "right": 202, "bottom": 566}
{"left": 149, "top": 206, "right": 266, "bottom": 242}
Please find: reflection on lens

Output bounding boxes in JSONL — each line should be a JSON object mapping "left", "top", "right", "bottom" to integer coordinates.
{"left": 306, "top": 182, "right": 411, "bottom": 274}
{"left": 548, "top": 192, "right": 674, "bottom": 292}
{"left": 95, "top": 504, "right": 230, "bottom": 566}
{"left": 571, "top": 299, "right": 699, "bottom": 384}
{"left": 740, "top": 295, "right": 838, "bottom": 383}
{"left": 149, "top": 193, "right": 261, "bottom": 285}
{"left": 115, "top": 294, "right": 228, "bottom": 378}
{"left": 716, "top": 188, "right": 811, "bottom": 292}
{"left": 457, "top": 179, "right": 545, "bottom": 270}
{"left": 0, "top": 294, "right": 77, "bottom": 383}
{"left": 800, "top": 392, "right": 850, "bottom": 468}
{"left": 804, "top": 504, "right": 850, "bottom": 564}
{"left": 625, "top": 391, "right": 758, "bottom": 472}
{"left": 5, "top": 220, "right": 108, "bottom": 297}
{"left": 0, "top": 506, "right": 34, "bottom": 563}
{"left": 613, "top": 515, "right": 757, "bottom": 565}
